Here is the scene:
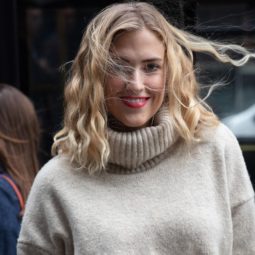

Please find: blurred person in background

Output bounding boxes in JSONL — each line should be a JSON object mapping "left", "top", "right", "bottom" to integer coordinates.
{"left": 0, "top": 84, "right": 40, "bottom": 255}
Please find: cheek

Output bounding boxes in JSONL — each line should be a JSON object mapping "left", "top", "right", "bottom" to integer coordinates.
{"left": 147, "top": 75, "right": 166, "bottom": 106}
{"left": 145, "top": 75, "right": 166, "bottom": 94}
{"left": 105, "top": 76, "right": 124, "bottom": 97}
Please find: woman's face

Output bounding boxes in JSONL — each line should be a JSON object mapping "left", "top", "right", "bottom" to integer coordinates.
{"left": 105, "top": 28, "right": 166, "bottom": 130}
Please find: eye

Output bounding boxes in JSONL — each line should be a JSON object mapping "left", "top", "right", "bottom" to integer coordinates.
{"left": 108, "top": 58, "right": 133, "bottom": 76}
{"left": 114, "top": 64, "right": 133, "bottom": 75}
{"left": 112, "top": 63, "right": 124, "bottom": 73}
{"left": 144, "top": 63, "right": 160, "bottom": 73}
{"left": 108, "top": 63, "right": 125, "bottom": 76}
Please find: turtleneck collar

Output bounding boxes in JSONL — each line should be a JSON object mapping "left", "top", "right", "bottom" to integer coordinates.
{"left": 107, "top": 107, "right": 178, "bottom": 174}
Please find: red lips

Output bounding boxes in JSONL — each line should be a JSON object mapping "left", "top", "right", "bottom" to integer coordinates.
{"left": 120, "top": 96, "right": 150, "bottom": 108}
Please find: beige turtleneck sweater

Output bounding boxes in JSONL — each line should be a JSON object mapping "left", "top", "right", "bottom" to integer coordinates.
{"left": 17, "top": 108, "right": 255, "bottom": 255}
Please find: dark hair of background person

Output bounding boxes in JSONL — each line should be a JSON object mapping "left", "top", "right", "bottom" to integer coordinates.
{"left": 0, "top": 84, "right": 40, "bottom": 201}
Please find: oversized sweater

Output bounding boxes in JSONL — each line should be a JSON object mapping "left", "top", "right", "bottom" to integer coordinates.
{"left": 17, "top": 108, "right": 255, "bottom": 255}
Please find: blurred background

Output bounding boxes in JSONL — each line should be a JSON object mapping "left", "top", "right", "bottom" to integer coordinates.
{"left": 0, "top": 0, "right": 254, "bottom": 185}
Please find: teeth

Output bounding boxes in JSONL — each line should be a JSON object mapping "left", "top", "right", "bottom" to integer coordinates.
{"left": 123, "top": 98, "right": 146, "bottom": 102}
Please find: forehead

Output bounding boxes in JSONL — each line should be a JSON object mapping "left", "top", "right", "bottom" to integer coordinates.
{"left": 111, "top": 29, "right": 165, "bottom": 61}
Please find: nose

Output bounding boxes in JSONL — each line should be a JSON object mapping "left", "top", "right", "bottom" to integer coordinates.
{"left": 127, "top": 69, "right": 144, "bottom": 92}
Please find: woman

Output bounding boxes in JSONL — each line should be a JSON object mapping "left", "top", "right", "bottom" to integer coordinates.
{"left": 0, "top": 84, "right": 40, "bottom": 255}
{"left": 18, "top": 2, "right": 255, "bottom": 254}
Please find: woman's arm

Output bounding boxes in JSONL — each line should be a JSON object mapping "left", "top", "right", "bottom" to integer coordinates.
{"left": 17, "top": 158, "right": 71, "bottom": 255}
{"left": 222, "top": 124, "right": 255, "bottom": 254}
{"left": 232, "top": 197, "right": 255, "bottom": 254}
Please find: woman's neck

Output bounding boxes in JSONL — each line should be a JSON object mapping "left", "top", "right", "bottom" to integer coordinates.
{"left": 107, "top": 114, "right": 155, "bottom": 132}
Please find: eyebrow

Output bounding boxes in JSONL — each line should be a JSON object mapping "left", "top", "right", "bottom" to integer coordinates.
{"left": 117, "top": 57, "right": 163, "bottom": 63}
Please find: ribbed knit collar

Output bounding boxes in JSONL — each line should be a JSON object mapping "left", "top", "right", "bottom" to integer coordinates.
{"left": 107, "top": 107, "right": 178, "bottom": 174}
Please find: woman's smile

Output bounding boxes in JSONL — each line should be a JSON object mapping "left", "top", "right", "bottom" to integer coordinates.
{"left": 105, "top": 28, "right": 166, "bottom": 129}
{"left": 120, "top": 96, "right": 150, "bottom": 108}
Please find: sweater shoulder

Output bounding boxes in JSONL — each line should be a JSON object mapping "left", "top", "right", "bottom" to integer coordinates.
{"left": 39, "top": 155, "right": 72, "bottom": 174}
{"left": 32, "top": 155, "right": 74, "bottom": 191}
{"left": 200, "top": 122, "right": 240, "bottom": 150}
{"left": 215, "top": 122, "right": 239, "bottom": 142}
{"left": 200, "top": 122, "right": 245, "bottom": 169}
{"left": 201, "top": 123, "right": 254, "bottom": 205}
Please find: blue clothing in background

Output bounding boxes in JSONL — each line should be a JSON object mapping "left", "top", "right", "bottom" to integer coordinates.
{"left": 0, "top": 165, "right": 21, "bottom": 255}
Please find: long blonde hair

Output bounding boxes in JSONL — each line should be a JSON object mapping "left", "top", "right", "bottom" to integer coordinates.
{"left": 52, "top": 2, "right": 255, "bottom": 174}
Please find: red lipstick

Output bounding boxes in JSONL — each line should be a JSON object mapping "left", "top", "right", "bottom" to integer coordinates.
{"left": 120, "top": 96, "right": 149, "bottom": 108}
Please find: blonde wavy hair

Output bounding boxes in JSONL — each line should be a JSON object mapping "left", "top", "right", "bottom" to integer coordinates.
{"left": 52, "top": 2, "right": 255, "bottom": 174}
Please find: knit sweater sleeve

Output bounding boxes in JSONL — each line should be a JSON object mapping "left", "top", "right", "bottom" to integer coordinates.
{"left": 232, "top": 197, "right": 255, "bottom": 254}
{"left": 221, "top": 125, "right": 255, "bottom": 254}
{"left": 17, "top": 157, "right": 73, "bottom": 255}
